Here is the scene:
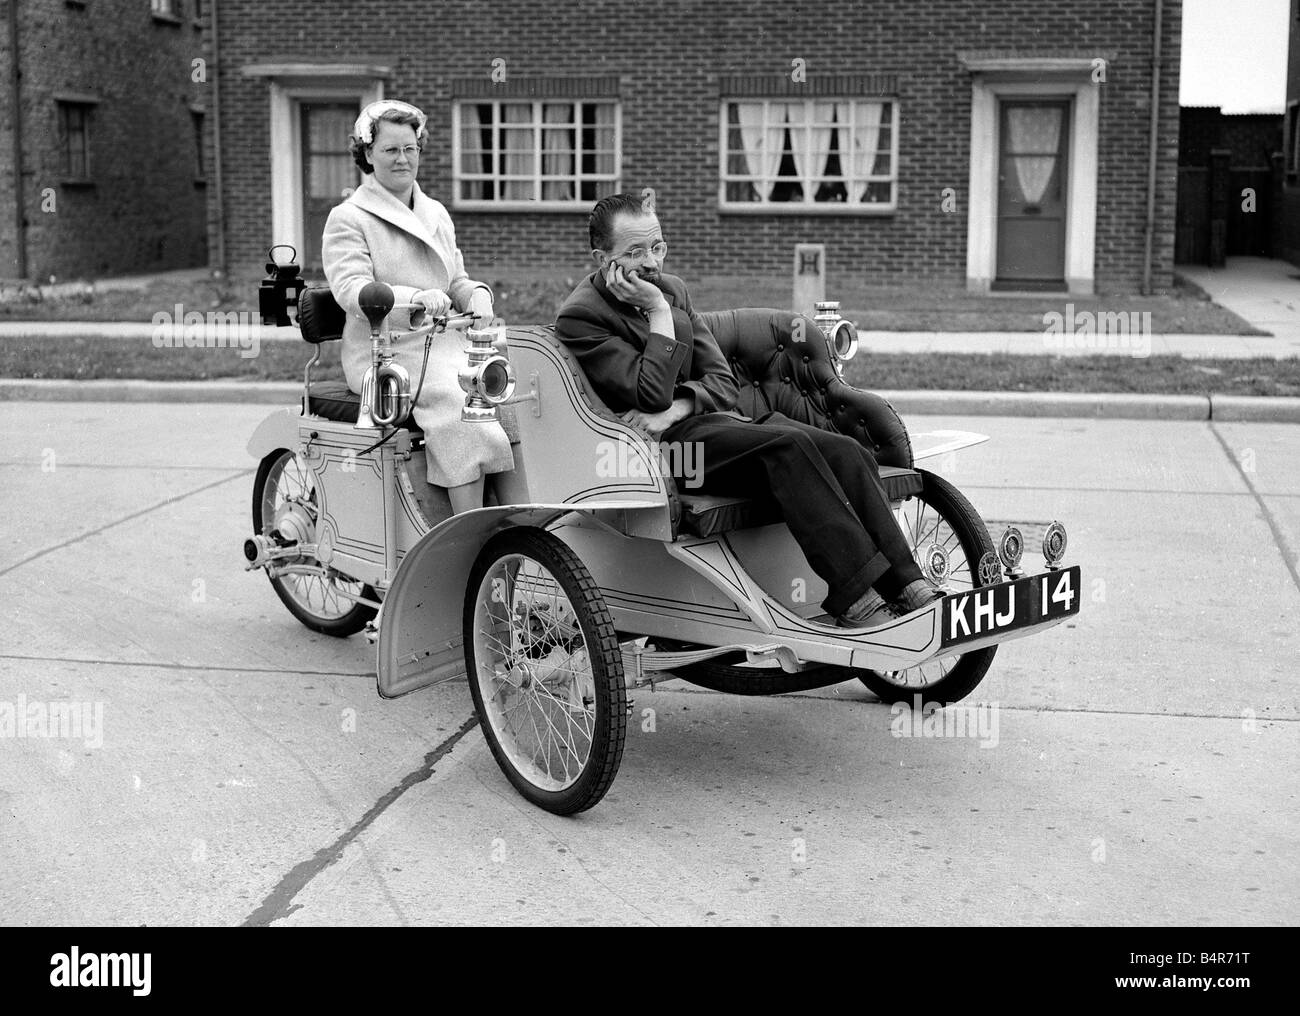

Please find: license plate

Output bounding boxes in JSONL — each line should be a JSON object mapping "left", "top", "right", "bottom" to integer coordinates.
{"left": 940, "top": 565, "right": 1081, "bottom": 649}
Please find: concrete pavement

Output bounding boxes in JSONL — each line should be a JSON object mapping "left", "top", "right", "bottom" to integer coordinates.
{"left": 1180, "top": 256, "right": 1300, "bottom": 346}
{"left": 0, "top": 402, "right": 1295, "bottom": 925}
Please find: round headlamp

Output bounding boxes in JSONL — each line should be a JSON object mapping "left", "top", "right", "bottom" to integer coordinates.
{"left": 828, "top": 319, "right": 858, "bottom": 362}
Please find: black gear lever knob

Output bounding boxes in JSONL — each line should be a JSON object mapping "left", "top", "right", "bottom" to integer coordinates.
{"left": 358, "top": 281, "right": 395, "bottom": 334}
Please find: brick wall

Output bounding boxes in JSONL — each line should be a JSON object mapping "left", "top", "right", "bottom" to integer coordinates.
{"left": 2, "top": 0, "right": 209, "bottom": 280}
{"left": 0, "top": 7, "right": 15, "bottom": 279}
{"left": 216, "top": 0, "right": 1182, "bottom": 293}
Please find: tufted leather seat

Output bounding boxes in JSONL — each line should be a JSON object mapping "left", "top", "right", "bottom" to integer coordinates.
{"left": 669, "top": 308, "right": 920, "bottom": 537}
{"left": 696, "top": 308, "right": 913, "bottom": 469}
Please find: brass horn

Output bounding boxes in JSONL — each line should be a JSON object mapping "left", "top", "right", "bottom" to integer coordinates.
{"left": 354, "top": 282, "right": 412, "bottom": 429}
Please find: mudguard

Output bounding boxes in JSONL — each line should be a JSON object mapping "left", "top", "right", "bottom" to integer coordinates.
{"left": 374, "top": 502, "right": 659, "bottom": 698}
{"left": 246, "top": 407, "right": 303, "bottom": 460}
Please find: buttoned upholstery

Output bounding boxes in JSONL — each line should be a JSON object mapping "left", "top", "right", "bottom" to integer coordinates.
{"left": 696, "top": 308, "right": 913, "bottom": 470}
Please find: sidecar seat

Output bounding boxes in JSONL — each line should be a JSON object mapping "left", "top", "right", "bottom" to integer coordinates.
{"left": 668, "top": 308, "right": 921, "bottom": 538}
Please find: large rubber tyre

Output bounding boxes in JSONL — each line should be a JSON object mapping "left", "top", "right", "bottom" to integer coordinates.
{"left": 252, "top": 449, "right": 378, "bottom": 637}
{"left": 853, "top": 469, "right": 997, "bottom": 705}
{"left": 464, "top": 528, "right": 627, "bottom": 815}
{"left": 672, "top": 469, "right": 997, "bottom": 705}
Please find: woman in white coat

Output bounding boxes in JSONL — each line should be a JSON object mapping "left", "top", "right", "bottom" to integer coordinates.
{"left": 322, "top": 99, "right": 513, "bottom": 514}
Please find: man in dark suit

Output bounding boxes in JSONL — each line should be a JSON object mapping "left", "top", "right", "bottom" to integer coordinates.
{"left": 554, "top": 192, "right": 941, "bottom": 627}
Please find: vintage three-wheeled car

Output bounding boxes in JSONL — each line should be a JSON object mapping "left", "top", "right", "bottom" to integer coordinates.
{"left": 245, "top": 264, "right": 1079, "bottom": 814}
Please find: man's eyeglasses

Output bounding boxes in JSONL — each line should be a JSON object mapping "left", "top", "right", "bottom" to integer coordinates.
{"left": 375, "top": 145, "right": 420, "bottom": 161}
{"left": 614, "top": 240, "right": 668, "bottom": 260}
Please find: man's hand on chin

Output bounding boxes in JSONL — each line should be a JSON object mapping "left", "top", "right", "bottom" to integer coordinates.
{"left": 621, "top": 397, "right": 693, "bottom": 438}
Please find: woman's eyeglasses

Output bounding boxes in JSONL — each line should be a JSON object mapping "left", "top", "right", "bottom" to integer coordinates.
{"left": 375, "top": 145, "right": 420, "bottom": 160}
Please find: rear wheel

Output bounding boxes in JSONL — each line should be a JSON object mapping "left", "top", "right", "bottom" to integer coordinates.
{"left": 853, "top": 470, "right": 997, "bottom": 705}
{"left": 252, "top": 449, "right": 378, "bottom": 637}
{"left": 464, "top": 528, "right": 627, "bottom": 815}
{"left": 672, "top": 470, "right": 997, "bottom": 705}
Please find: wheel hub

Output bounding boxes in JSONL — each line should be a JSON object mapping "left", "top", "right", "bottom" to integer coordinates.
{"left": 272, "top": 499, "right": 316, "bottom": 546}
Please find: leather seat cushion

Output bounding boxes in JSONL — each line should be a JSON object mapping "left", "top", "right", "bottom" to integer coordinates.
{"left": 677, "top": 465, "right": 924, "bottom": 538}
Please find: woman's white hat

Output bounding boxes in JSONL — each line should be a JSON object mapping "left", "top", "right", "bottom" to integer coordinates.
{"left": 354, "top": 99, "right": 428, "bottom": 145}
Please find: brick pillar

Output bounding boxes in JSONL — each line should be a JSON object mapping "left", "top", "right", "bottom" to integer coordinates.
{"left": 1208, "top": 149, "right": 1231, "bottom": 267}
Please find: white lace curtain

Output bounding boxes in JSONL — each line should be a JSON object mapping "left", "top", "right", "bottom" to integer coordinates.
{"left": 735, "top": 102, "right": 785, "bottom": 200}
{"left": 1006, "top": 106, "right": 1062, "bottom": 205}
{"left": 500, "top": 102, "right": 532, "bottom": 200}
{"left": 541, "top": 103, "right": 573, "bottom": 201}
{"left": 735, "top": 101, "right": 886, "bottom": 201}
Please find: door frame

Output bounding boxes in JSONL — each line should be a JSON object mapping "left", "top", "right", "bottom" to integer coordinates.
{"left": 963, "top": 61, "right": 1100, "bottom": 295}
{"left": 266, "top": 77, "right": 384, "bottom": 267}
{"left": 993, "top": 97, "right": 1073, "bottom": 289}
{"left": 299, "top": 101, "right": 364, "bottom": 269}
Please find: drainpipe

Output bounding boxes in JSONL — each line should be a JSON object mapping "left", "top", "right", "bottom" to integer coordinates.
{"left": 8, "top": 0, "right": 26, "bottom": 279}
{"left": 1142, "top": 0, "right": 1164, "bottom": 295}
{"left": 210, "top": 0, "right": 227, "bottom": 276}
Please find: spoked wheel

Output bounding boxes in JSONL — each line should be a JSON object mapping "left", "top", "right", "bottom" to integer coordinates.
{"left": 854, "top": 469, "right": 997, "bottom": 705}
{"left": 672, "top": 469, "right": 996, "bottom": 705}
{"left": 252, "top": 448, "right": 378, "bottom": 637}
{"left": 464, "top": 528, "right": 626, "bottom": 815}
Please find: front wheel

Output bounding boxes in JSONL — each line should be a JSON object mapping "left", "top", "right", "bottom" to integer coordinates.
{"left": 252, "top": 448, "right": 378, "bottom": 637}
{"left": 464, "top": 528, "right": 627, "bottom": 815}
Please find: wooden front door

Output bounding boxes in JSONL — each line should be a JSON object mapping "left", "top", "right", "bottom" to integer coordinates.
{"left": 995, "top": 100, "right": 1070, "bottom": 290}
{"left": 300, "top": 102, "right": 360, "bottom": 270}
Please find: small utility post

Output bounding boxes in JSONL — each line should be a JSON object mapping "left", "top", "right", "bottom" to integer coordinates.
{"left": 792, "top": 243, "right": 825, "bottom": 318}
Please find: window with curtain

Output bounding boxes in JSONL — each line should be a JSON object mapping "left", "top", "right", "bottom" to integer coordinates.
{"left": 455, "top": 99, "right": 619, "bottom": 207}
{"left": 721, "top": 98, "right": 897, "bottom": 210}
{"left": 57, "top": 102, "right": 92, "bottom": 179}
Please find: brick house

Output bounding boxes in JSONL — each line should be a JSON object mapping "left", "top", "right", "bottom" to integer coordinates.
{"left": 210, "top": 0, "right": 1182, "bottom": 295}
{"left": 0, "top": 0, "right": 209, "bottom": 282}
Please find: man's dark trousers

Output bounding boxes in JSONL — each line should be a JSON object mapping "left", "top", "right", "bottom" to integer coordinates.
{"left": 663, "top": 410, "right": 925, "bottom": 617}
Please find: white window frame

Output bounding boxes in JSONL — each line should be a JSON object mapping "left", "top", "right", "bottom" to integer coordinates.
{"left": 452, "top": 99, "right": 621, "bottom": 212}
{"left": 718, "top": 97, "right": 900, "bottom": 214}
